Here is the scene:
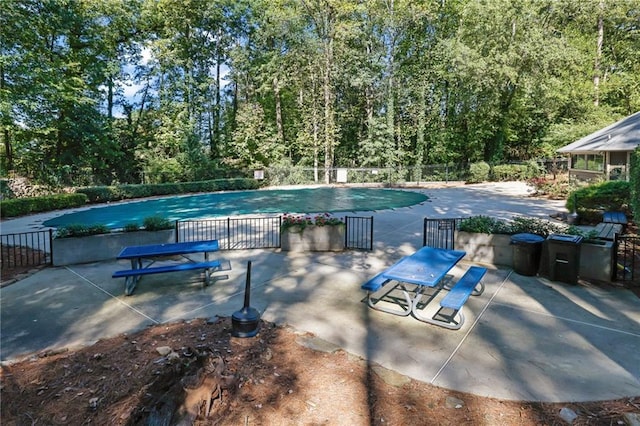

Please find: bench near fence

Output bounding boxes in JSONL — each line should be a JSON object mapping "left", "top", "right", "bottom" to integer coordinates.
{"left": 112, "top": 240, "right": 229, "bottom": 295}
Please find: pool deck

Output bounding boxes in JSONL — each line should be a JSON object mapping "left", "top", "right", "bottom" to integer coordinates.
{"left": 1, "top": 182, "right": 639, "bottom": 403}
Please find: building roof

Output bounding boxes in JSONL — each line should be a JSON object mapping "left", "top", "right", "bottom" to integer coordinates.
{"left": 557, "top": 111, "right": 640, "bottom": 153}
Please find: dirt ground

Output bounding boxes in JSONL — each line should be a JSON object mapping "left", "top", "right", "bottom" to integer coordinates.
{"left": 1, "top": 315, "right": 639, "bottom": 425}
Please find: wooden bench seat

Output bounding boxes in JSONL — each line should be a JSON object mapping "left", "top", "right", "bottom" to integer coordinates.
{"left": 602, "top": 211, "right": 628, "bottom": 226}
{"left": 594, "top": 222, "right": 623, "bottom": 241}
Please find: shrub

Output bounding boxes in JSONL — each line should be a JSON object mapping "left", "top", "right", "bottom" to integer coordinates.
{"left": 527, "top": 177, "right": 572, "bottom": 199}
{"left": 566, "top": 180, "right": 631, "bottom": 224}
{"left": 123, "top": 222, "right": 141, "bottom": 232}
{"left": 76, "top": 178, "right": 260, "bottom": 203}
{"left": 55, "top": 223, "right": 110, "bottom": 239}
{"left": 0, "top": 193, "right": 88, "bottom": 217}
{"left": 458, "top": 215, "right": 567, "bottom": 237}
{"left": 491, "top": 164, "right": 528, "bottom": 181}
{"left": 508, "top": 217, "right": 567, "bottom": 238}
{"left": 458, "top": 216, "right": 512, "bottom": 234}
{"left": 142, "top": 215, "right": 173, "bottom": 231}
{"left": 467, "top": 162, "right": 490, "bottom": 183}
{"left": 631, "top": 147, "right": 639, "bottom": 219}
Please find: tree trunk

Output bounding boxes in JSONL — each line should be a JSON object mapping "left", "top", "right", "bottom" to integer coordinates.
{"left": 213, "top": 34, "right": 222, "bottom": 157}
{"left": 323, "top": 37, "right": 334, "bottom": 185}
{"left": 274, "top": 75, "right": 285, "bottom": 144}
{"left": 0, "top": 62, "right": 13, "bottom": 170}
{"left": 593, "top": 0, "right": 605, "bottom": 107}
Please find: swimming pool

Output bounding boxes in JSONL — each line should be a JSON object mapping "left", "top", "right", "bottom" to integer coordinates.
{"left": 43, "top": 187, "right": 428, "bottom": 229}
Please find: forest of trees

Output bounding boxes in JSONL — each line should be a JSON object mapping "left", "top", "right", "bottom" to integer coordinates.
{"left": 1, "top": 0, "right": 639, "bottom": 186}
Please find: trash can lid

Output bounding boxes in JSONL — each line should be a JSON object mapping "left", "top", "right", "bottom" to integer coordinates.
{"left": 547, "top": 234, "right": 583, "bottom": 244}
{"left": 510, "top": 233, "right": 545, "bottom": 243}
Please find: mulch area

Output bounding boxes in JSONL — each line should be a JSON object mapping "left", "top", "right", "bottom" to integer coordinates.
{"left": 2, "top": 317, "right": 639, "bottom": 425}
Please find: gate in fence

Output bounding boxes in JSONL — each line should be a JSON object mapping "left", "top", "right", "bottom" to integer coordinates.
{"left": 344, "top": 216, "right": 373, "bottom": 250}
{"left": 1, "top": 230, "right": 53, "bottom": 269}
{"left": 614, "top": 234, "right": 639, "bottom": 284}
{"left": 422, "top": 218, "right": 466, "bottom": 249}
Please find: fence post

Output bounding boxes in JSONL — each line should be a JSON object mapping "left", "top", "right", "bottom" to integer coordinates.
{"left": 48, "top": 229, "right": 54, "bottom": 265}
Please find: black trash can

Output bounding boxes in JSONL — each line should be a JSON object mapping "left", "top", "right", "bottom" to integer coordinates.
{"left": 510, "top": 233, "right": 545, "bottom": 276}
{"left": 547, "top": 234, "right": 583, "bottom": 284}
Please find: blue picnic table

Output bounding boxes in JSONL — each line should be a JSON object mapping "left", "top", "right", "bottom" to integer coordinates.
{"left": 361, "top": 246, "right": 486, "bottom": 329}
{"left": 112, "top": 240, "right": 229, "bottom": 295}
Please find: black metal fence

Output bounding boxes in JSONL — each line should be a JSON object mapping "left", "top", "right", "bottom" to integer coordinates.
{"left": 614, "top": 234, "right": 639, "bottom": 283}
{"left": 422, "top": 217, "right": 466, "bottom": 249}
{"left": 177, "top": 215, "right": 374, "bottom": 251}
{"left": 1, "top": 230, "right": 53, "bottom": 269}
{"left": 177, "top": 217, "right": 281, "bottom": 249}
{"left": 344, "top": 216, "right": 373, "bottom": 250}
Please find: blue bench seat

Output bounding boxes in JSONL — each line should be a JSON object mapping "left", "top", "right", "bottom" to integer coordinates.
{"left": 112, "top": 260, "right": 222, "bottom": 278}
{"left": 602, "top": 211, "right": 628, "bottom": 226}
{"left": 414, "top": 266, "right": 487, "bottom": 330}
{"left": 361, "top": 272, "right": 413, "bottom": 316}
{"left": 113, "top": 260, "right": 228, "bottom": 296}
{"left": 440, "top": 266, "right": 486, "bottom": 310}
{"left": 360, "top": 272, "right": 390, "bottom": 292}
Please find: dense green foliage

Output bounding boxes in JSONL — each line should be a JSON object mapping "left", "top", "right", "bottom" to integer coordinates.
{"left": 75, "top": 178, "right": 260, "bottom": 203}
{"left": 631, "top": 148, "right": 639, "bottom": 219}
{"left": 55, "top": 223, "right": 111, "bottom": 239}
{"left": 2, "top": 1, "right": 639, "bottom": 187}
{"left": 55, "top": 215, "right": 173, "bottom": 237}
{"left": 142, "top": 215, "right": 174, "bottom": 231}
{"left": 459, "top": 215, "right": 567, "bottom": 237}
{"left": 566, "top": 180, "right": 632, "bottom": 223}
{"left": 467, "top": 162, "right": 491, "bottom": 183}
{"left": 0, "top": 193, "right": 88, "bottom": 217}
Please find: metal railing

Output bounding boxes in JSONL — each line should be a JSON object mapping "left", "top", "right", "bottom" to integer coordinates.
{"left": 177, "top": 215, "right": 374, "bottom": 251}
{"left": 177, "top": 217, "right": 281, "bottom": 249}
{"left": 422, "top": 217, "right": 467, "bottom": 249}
{"left": 344, "top": 216, "right": 373, "bottom": 250}
{"left": 1, "top": 230, "right": 53, "bottom": 269}
{"left": 614, "top": 234, "right": 639, "bottom": 283}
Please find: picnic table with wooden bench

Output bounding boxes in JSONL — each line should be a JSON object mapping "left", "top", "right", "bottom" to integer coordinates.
{"left": 594, "top": 222, "right": 623, "bottom": 241}
{"left": 112, "top": 240, "right": 229, "bottom": 295}
{"left": 361, "top": 246, "right": 486, "bottom": 329}
{"left": 602, "top": 211, "right": 628, "bottom": 226}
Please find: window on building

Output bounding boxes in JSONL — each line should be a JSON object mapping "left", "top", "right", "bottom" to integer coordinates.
{"left": 571, "top": 154, "right": 604, "bottom": 172}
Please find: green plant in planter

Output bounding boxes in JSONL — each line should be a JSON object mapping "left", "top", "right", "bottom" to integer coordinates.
{"left": 281, "top": 213, "right": 343, "bottom": 232}
{"left": 509, "top": 217, "right": 567, "bottom": 237}
{"left": 458, "top": 215, "right": 568, "bottom": 237}
{"left": 123, "top": 222, "right": 141, "bottom": 232}
{"left": 458, "top": 216, "right": 511, "bottom": 234}
{"left": 55, "top": 223, "right": 110, "bottom": 238}
{"left": 142, "top": 215, "right": 173, "bottom": 231}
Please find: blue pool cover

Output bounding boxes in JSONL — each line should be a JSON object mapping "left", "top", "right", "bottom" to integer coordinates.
{"left": 43, "top": 187, "right": 428, "bottom": 229}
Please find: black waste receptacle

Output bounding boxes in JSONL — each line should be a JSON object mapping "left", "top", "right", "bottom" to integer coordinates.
{"left": 510, "top": 233, "right": 545, "bottom": 276}
{"left": 547, "top": 234, "right": 583, "bottom": 284}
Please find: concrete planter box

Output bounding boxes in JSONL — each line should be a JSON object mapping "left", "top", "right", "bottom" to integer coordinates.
{"left": 454, "top": 231, "right": 513, "bottom": 267}
{"left": 281, "top": 225, "right": 345, "bottom": 252}
{"left": 579, "top": 240, "right": 614, "bottom": 282}
{"left": 52, "top": 229, "right": 176, "bottom": 266}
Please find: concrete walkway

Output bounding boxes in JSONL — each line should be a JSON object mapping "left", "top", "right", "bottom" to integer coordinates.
{"left": 1, "top": 182, "right": 639, "bottom": 403}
